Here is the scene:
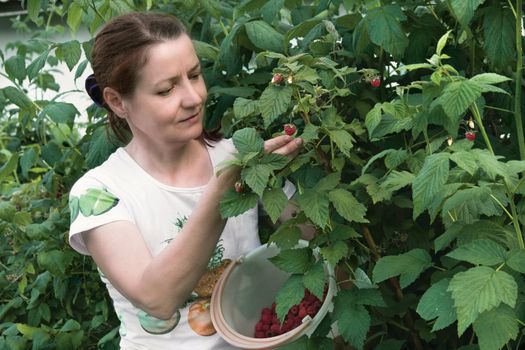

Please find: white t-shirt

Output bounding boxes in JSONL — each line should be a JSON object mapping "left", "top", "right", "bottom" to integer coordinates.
{"left": 68, "top": 138, "right": 294, "bottom": 350}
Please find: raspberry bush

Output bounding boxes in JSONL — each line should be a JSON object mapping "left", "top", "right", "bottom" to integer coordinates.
{"left": 1, "top": 1, "right": 524, "bottom": 349}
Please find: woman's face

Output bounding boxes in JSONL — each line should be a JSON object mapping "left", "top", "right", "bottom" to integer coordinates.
{"left": 122, "top": 35, "right": 207, "bottom": 145}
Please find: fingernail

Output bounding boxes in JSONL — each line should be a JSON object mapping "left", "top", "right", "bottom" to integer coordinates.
{"left": 295, "top": 138, "right": 303, "bottom": 144}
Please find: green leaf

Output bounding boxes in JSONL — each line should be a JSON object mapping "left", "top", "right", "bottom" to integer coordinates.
{"left": 329, "top": 129, "right": 354, "bottom": 157}
{"left": 320, "top": 240, "right": 348, "bottom": 267}
{"left": 365, "top": 103, "right": 382, "bottom": 137}
{"left": 244, "top": 20, "right": 284, "bottom": 53}
{"left": 435, "top": 80, "right": 483, "bottom": 121}
{"left": 333, "top": 301, "right": 370, "bottom": 350}
{"left": 449, "top": 0, "right": 486, "bottom": 26}
{"left": 470, "top": 73, "right": 511, "bottom": 85}
{"left": 56, "top": 40, "right": 82, "bottom": 71}
{"left": 483, "top": 6, "right": 515, "bottom": 70}
{"left": 67, "top": 2, "right": 83, "bottom": 33}
{"left": 233, "top": 98, "right": 258, "bottom": 119}
{"left": 372, "top": 249, "right": 432, "bottom": 288}
{"left": 241, "top": 164, "right": 272, "bottom": 196}
{"left": 436, "top": 30, "right": 452, "bottom": 56}
{"left": 0, "top": 152, "right": 19, "bottom": 184}
{"left": 297, "top": 189, "right": 330, "bottom": 228}
{"left": 78, "top": 188, "right": 119, "bottom": 217}
{"left": 448, "top": 266, "right": 518, "bottom": 335}
{"left": 447, "top": 239, "right": 507, "bottom": 266}
{"left": 472, "top": 149, "right": 507, "bottom": 180}
{"left": 275, "top": 275, "right": 305, "bottom": 322}
{"left": 219, "top": 189, "right": 258, "bottom": 218}
{"left": 37, "top": 250, "right": 72, "bottom": 276}
{"left": 0, "top": 202, "right": 17, "bottom": 221}
{"left": 269, "top": 225, "right": 302, "bottom": 250}
{"left": 27, "top": 50, "right": 49, "bottom": 81}
{"left": 42, "top": 102, "right": 79, "bottom": 126}
{"left": 416, "top": 278, "right": 457, "bottom": 332}
{"left": 262, "top": 187, "right": 287, "bottom": 223}
{"left": 258, "top": 85, "right": 293, "bottom": 128}
{"left": 328, "top": 189, "right": 368, "bottom": 223}
{"left": 364, "top": 5, "right": 408, "bottom": 58}
{"left": 450, "top": 151, "right": 478, "bottom": 175}
{"left": 473, "top": 305, "right": 518, "bottom": 350}
{"left": 412, "top": 153, "right": 450, "bottom": 219}
{"left": 232, "top": 128, "right": 264, "bottom": 155}
{"left": 5, "top": 55, "right": 26, "bottom": 83}
{"left": 192, "top": 40, "right": 219, "bottom": 61}
{"left": 4, "top": 86, "right": 33, "bottom": 110}
{"left": 269, "top": 247, "right": 314, "bottom": 274}
{"left": 506, "top": 249, "right": 525, "bottom": 274}
{"left": 385, "top": 149, "right": 408, "bottom": 169}
{"left": 216, "top": 23, "right": 242, "bottom": 76}
{"left": 302, "top": 261, "right": 326, "bottom": 300}
{"left": 338, "top": 288, "right": 386, "bottom": 307}
{"left": 27, "top": 0, "right": 41, "bottom": 23}
{"left": 69, "top": 196, "right": 80, "bottom": 222}
{"left": 442, "top": 186, "right": 502, "bottom": 224}
{"left": 380, "top": 170, "right": 414, "bottom": 195}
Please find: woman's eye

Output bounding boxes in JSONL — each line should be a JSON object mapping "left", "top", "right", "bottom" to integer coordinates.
{"left": 158, "top": 88, "right": 172, "bottom": 95}
{"left": 190, "top": 72, "right": 202, "bottom": 80}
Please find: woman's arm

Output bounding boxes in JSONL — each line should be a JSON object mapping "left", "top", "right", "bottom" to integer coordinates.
{"left": 83, "top": 135, "right": 302, "bottom": 320}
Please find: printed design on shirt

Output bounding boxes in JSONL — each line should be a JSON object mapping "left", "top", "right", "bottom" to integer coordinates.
{"left": 188, "top": 297, "right": 216, "bottom": 336}
{"left": 137, "top": 309, "right": 181, "bottom": 335}
{"left": 117, "top": 312, "right": 127, "bottom": 337}
{"left": 69, "top": 188, "right": 119, "bottom": 222}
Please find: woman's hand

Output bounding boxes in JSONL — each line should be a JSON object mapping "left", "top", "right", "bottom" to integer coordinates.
{"left": 264, "top": 135, "right": 303, "bottom": 158}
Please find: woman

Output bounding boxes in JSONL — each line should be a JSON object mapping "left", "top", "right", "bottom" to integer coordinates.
{"left": 68, "top": 11, "right": 302, "bottom": 350}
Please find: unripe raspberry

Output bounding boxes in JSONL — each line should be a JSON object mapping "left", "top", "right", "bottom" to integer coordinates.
{"left": 234, "top": 181, "right": 244, "bottom": 193}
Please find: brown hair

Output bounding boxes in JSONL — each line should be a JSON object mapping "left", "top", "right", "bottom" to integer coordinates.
{"left": 90, "top": 12, "right": 221, "bottom": 143}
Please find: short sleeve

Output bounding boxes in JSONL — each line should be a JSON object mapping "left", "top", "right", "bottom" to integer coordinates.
{"left": 68, "top": 175, "right": 134, "bottom": 255}
{"left": 283, "top": 179, "right": 296, "bottom": 200}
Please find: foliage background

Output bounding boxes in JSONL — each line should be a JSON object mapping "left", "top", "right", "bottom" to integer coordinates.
{"left": 0, "top": 0, "right": 524, "bottom": 349}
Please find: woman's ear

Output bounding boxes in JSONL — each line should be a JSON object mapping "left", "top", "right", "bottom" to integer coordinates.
{"left": 103, "top": 87, "right": 127, "bottom": 118}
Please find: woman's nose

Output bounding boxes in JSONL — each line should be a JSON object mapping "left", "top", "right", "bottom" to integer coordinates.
{"left": 180, "top": 79, "right": 205, "bottom": 107}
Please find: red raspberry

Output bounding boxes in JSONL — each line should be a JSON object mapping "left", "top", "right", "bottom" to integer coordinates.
{"left": 270, "top": 324, "right": 281, "bottom": 334}
{"left": 261, "top": 313, "right": 272, "bottom": 324}
{"left": 465, "top": 131, "right": 476, "bottom": 141}
{"left": 298, "top": 307, "right": 308, "bottom": 318}
{"left": 370, "top": 77, "right": 381, "bottom": 87}
{"left": 255, "top": 331, "right": 265, "bottom": 338}
{"left": 271, "top": 73, "right": 283, "bottom": 84}
{"left": 289, "top": 305, "right": 299, "bottom": 315}
{"left": 283, "top": 123, "right": 297, "bottom": 136}
{"left": 234, "top": 181, "right": 244, "bottom": 193}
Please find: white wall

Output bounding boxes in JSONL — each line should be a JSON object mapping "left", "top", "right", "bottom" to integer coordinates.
{"left": 0, "top": 15, "right": 93, "bottom": 124}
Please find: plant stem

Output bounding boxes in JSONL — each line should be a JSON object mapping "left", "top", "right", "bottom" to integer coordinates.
{"left": 471, "top": 104, "right": 494, "bottom": 154}
{"left": 514, "top": 0, "right": 525, "bottom": 162}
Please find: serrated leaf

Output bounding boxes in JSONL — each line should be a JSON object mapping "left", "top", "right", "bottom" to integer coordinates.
{"left": 67, "top": 2, "right": 83, "bottom": 33}
{"left": 268, "top": 226, "right": 302, "bottom": 250}
{"left": 448, "top": 0, "right": 485, "bottom": 26}
{"left": 450, "top": 151, "right": 478, "bottom": 175}
{"left": 364, "top": 5, "right": 408, "bottom": 58}
{"left": 262, "top": 187, "right": 287, "bottom": 223}
{"left": 472, "top": 149, "right": 507, "bottom": 180}
{"left": 5, "top": 55, "right": 26, "bottom": 83}
{"left": 27, "top": 0, "right": 41, "bottom": 22}
{"left": 473, "top": 305, "right": 518, "bottom": 350}
{"left": 329, "top": 129, "right": 354, "bottom": 157}
{"left": 219, "top": 189, "right": 258, "bottom": 218}
{"left": 232, "top": 128, "right": 264, "bottom": 155}
{"left": 338, "top": 288, "right": 386, "bottom": 308}
{"left": 27, "top": 50, "right": 49, "bottom": 80}
{"left": 384, "top": 149, "right": 408, "bottom": 169}
{"left": 418, "top": 279, "right": 457, "bottom": 332}
{"left": 442, "top": 186, "right": 502, "bottom": 224}
{"left": 470, "top": 73, "right": 511, "bottom": 85}
{"left": 57, "top": 40, "right": 82, "bottom": 71}
{"left": 447, "top": 239, "right": 507, "bottom": 266}
{"left": 412, "top": 153, "right": 450, "bottom": 219}
{"left": 233, "top": 97, "right": 258, "bottom": 119}
{"left": 302, "top": 261, "right": 326, "bottom": 300}
{"left": 269, "top": 247, "right": 314, "bottom": 274}
{"left": 245, "top": 20, "right": 284, "bottom": 53}
{"left": 316, "top": 172, "right": 341, "bottom": 192}
{"left": 333, "top": 300, "right": 370, "bottom": 350}
{"left": 328, "top": 189, "right": 368, "bottom": 223}
{"left": 436, "top": 30, "right": 452, "bottom": 56}
{"left": 192, "top": 40, "right": 219, "bottom": 61}
{"left": 365, "top": 103, "right": 382, "bottom": 137}
{"left": 258, "top": 85, "right": 293, "bottom": 128}
{"left": 320, "top": 240, "right": 348, "bottom": 267}
{"left": 435, "top": 80, "right": 483, "bottom": 121}
{"left": 448, "top": 266, "right": 517, "bottom": 335}
{"left": 483, "top": 6, "right": 515, "bottom": 70}
{"left": 506, "top": 249, "right": 525, "bottom": 274}
{"left": 380, "top": 170, "right": 414, "bottom": 195}
{"left": 42, "top": 102, "right": 78, "bottom": 126}
{"left": 0, "top": 152, "right": 19, "bottom": 184}
{"left": 275, "top": 275, "right": 305, "bottom": 322}
{"left": 297, "top": 189, "right": 330, "bottom": 228}
{"left": 4, "top": 86, "right": 33, "bottom": 110}
{"left": 372, "top": 249, "right": 432, "bottom": 288}
{"left": 241, "top": 164, "right": 272, "bottom": 196}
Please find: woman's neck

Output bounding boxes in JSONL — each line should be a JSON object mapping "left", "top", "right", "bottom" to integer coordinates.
{"left": 124, "top": 137, "right": 213, "bottom": 187}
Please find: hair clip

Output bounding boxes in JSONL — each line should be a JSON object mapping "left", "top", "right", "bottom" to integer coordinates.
{"left": 85, "top": 74, "right": 104, "bottom": 107}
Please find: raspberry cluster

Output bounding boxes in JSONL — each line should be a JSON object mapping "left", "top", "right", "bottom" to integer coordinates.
{"left": 253, "top": 288, "right": 326, "bottom": 338}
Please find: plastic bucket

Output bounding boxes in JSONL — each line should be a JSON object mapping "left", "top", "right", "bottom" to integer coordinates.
{"left": 210, "top": 240, "right": 336, "bottom": 349}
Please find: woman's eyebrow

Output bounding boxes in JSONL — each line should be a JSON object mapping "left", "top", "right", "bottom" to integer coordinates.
{"left": 154, "top": 62, "right": 201, "bottom": 85}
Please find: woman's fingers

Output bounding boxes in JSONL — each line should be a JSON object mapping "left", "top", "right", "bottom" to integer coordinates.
{"left": 264, "top": 135, "right": 303, "bottom": 157}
